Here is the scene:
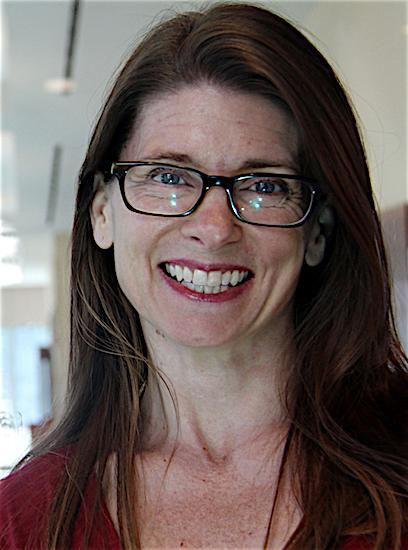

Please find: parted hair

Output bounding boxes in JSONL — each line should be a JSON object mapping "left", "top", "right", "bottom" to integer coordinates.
{"left": 22, "top": 3, "right": 407, "bottom": 549}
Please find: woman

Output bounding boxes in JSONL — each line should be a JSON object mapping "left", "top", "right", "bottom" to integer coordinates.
{"left": 1, "top": 3, "right": 407, "bottom": 549}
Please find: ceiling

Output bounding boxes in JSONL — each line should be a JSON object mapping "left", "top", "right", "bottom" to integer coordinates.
{"left": 1, "top": 0, "right": 407, "bottom": 286}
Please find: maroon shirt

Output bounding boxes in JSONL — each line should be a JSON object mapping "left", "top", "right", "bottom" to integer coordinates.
{"left": 0, "top": 452, "right": 406, "bottom": 549}
{"left": 0, "top": 452, "right": 118, "bottom": 549}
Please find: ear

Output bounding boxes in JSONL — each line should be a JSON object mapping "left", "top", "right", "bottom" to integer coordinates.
{"left": 90, "top": 173, "right": 114, "bottom": 250}
{"left": 305, "top": 206, "right": 334, "bottom": 267}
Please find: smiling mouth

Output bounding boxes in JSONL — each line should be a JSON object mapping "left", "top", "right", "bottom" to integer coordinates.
{"left": 160, "top": 263, "right": 252, "bottom": 295}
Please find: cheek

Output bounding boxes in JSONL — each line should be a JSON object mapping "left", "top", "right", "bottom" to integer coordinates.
{"left": 286, "top": 233, "right": 307, "bottom": 281}
{"left": 288, "top": 233, "right": 307, "bottom": 268}
{"left": 263, "top": 230, "right": 307, "bottom": 305}
{"left": 112, "top": 240, "right": 140, "bottom": 307}
{"left": 264, "top": 228, "right": 306, "bottom": 270}
{"left": 109, "top": 214, "right": 174, "bottom": 308}
{"left": 111, "top": 217, "right": 150, "bottom": 300}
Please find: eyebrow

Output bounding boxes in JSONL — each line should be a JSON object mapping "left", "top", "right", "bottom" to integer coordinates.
{"left": 144, "top": 152, "right": 298, "bottom": 173}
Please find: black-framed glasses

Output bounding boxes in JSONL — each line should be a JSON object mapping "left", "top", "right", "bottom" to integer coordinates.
{"left": 109, "top": 161, "right": 320, "bottom": 228}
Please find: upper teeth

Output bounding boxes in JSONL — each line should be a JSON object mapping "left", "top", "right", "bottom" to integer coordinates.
{"left": 165, "top": 263, "right": 249, "bottom": 287}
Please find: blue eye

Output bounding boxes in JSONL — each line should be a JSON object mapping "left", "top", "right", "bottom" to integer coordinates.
{"left": 250, "top": 180, "right": 287, "bottom": 194}
{"left": 153, "top": 172, "right": 182, "bottom": 185}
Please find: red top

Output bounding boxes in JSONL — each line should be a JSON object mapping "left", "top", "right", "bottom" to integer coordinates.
{"left": 0, "top": 452, "right": 406, "bottom": 549}
{"left": 0, "top": 452, "right": 119, "bottom": 550}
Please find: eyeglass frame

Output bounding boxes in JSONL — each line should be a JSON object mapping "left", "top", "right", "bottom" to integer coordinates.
{"left": 108, "top": 161, "right": 321, "bottom": 228}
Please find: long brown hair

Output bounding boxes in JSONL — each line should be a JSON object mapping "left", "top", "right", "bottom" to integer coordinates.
{"left": 23, "top": 3, "right": 408, "bottom": 549}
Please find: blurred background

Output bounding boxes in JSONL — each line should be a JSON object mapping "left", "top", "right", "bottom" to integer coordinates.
{"left": 1, "top": 0, "right": 407, "bottom": 476}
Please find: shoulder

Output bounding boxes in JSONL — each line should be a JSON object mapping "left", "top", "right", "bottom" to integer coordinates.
{"left": 0, "top": 450, "right": 69, "bottom": 550}
{"left": 0, "top": 449, "right": 121, "bottom": 550}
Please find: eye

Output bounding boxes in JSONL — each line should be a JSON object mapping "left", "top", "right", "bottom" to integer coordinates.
{"left": 248, "top": 179, "right": 288, "bottom": 194}
{"left": 236, "top": 176, "right": 304, "bottom": 211}
{"left": 150, "top": 169, "right": 184, "bottom": 185}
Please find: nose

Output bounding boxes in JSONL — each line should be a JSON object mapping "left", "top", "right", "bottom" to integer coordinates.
{"left": 180, "top": 187, "right": 242, "bottom": 250}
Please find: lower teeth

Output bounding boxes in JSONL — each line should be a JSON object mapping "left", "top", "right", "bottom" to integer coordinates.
{"left": 180, "top": 281, "right": 229, "bottom": 294}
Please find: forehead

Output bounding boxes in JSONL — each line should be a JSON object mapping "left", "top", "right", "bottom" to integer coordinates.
{"left": 120, "top": 84, "right": 299, "bottom": 172}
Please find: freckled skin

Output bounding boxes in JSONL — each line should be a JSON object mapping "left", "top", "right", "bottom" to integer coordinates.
{"left": 94, "top": 85, "right": 308, "bottom": 550}
{"left": 95, "top": 84, "right": 307, "bottom": 351}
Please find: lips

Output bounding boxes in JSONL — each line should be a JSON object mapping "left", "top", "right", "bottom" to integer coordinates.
{"left": 160, "top": 260, "right": 252, "bottom": 295}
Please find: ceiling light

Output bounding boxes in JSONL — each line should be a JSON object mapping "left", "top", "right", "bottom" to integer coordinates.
{"left": 44, "top": 78, "right": 76, "bottom": 95}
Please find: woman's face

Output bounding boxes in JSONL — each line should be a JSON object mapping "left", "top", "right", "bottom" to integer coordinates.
{"left": 92, "top": 85, "right": 311, "bottom": 348}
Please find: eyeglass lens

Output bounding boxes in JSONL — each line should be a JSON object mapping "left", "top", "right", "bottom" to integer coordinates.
{"left": 123, "top": 164, "right": 312, "bottom": 225}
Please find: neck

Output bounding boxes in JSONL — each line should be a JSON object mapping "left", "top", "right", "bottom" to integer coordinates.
{"left": 140, "top": 320, "right": 295, "bottom": 464}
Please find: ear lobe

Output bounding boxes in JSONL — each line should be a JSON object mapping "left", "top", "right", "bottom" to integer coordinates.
{"left": 90, "top": 174, "right": 114, "bottom": 250}
{"left": 305, "top": 206, "right": 334, "bottom": 267}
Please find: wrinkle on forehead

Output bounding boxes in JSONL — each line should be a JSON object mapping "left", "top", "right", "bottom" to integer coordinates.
{"left": 120, "top": 84, "right": 299, "bottom": 172}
